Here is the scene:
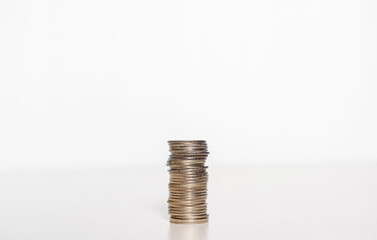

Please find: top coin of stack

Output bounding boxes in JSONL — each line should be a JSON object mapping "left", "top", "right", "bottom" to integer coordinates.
{"left": 167, "top": 140, "right": 209, "bottom": 224}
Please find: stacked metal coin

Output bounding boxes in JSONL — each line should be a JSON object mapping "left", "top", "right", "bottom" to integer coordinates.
{"left": 167, "top": 140, "right": 209, "bottom": 224}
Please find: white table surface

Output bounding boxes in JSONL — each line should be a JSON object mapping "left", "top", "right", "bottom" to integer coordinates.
{"left": 1, "top": 163, "right": 376, "bottom": 240}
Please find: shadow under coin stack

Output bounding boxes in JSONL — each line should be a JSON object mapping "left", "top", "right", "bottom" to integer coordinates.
{"left": 167, "top": 140, "right": 209, "bottom": 224}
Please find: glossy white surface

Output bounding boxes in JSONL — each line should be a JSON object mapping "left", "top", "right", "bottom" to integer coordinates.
{"left": 1, "top": 164, "right": 376, "bottom": 240}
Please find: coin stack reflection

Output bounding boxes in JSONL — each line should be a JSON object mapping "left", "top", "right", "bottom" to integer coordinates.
{"left": 167, "top": 140, "right": 209, "bottom": 224}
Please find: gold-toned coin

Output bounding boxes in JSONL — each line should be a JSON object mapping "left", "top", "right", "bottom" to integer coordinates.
{"left": 170, "top": 171, "right": 208, "bottom": 175}
{"left": 169, "top": 201, "right": 206, "bottom": 205}
{"left": 168, "top": 185, "right": 208, "bottom": 190}
{"left": 168, "top": 205, "right": 207, "bottom": 210}
{"left": 169, "top": 191, "right": 207, "bottom": 196}
{"left": 171, "top": 216, "right": 209, "bottom": 220}
{"left": 168, "top": 197, "right": 207, "bottom": 202}
{"left": 169, "top": 190, "right": 207, "bottom": 195}
{"left": 168, "top": 140, "right": 206, "bottom": 144}
{"left": 169, "top": 172, "right": 207, "bottom": 176}
{"left": 169, "top": 208, "right": 207, "bottom": 212}
{"left": 169, "top": 186, "right": 207, "bottom": 190}
{"left": 169, "top": 151, "right": 209, "bottom": 155}
{"left": 169, "top": 212, "right": 207, "bottom": 216}
{"left": 169, "top": 160, "right": 207, "bottom": 163}
{"left": 169, "top": 178, "right": 208, "bottom": 183}
{"left": 170, "top": 174, "right": 208, "bottom": 178}
{"left": 168, "top": 202, "right": 207, "bottom": 207}
{"left": 169, "top": 205, "right": 207, "bottom": 209}
{"left": 169, "top": 168, "right": 207, "bottom": 172}
{"left": 171, "top": 218, "right": 208, "bottom": 223}
{"left": 169, "top": 185, "right": 207, "bottom": 190}
{"left": 170, "top": 172, "right": 208, "bottom": 176}
{"left": 168, "top": 209, "right": 207, "bottom": 213}
{"left": 170, "top": 151, "right": 208, "bottom": 154}
{"left": 169, "top": 177, "right": 208, "bottom": 181}
{"left": 169, "top": 145, "right": 208, "bottom": 149}
{"left": 170, "top": 218, "right": 208, "bottom": 224}
{"left": 169, "top": 197, "right": 207, "bottom": 202}
{"left": 169, "top": 195, "right": 207, "bottom": 200}
{"left": 169, "top": 167, "right": 208, "bottom": 172}
{"left": 171, "top": 215, "right": 208, "bottom": 220}
{"left": 168, "top": 183, "right": 207, "bottom": 187}
{"left": 170, "top": 179, "right": 207, "bottom": 186}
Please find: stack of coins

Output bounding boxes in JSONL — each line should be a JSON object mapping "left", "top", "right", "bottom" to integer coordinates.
{"left": 167, "top": 140, "right": 209, "bottom": 224}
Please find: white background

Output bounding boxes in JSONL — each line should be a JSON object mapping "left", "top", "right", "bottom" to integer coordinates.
{"left": 1, "top": 0, "right": 377, "bottom": 168}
